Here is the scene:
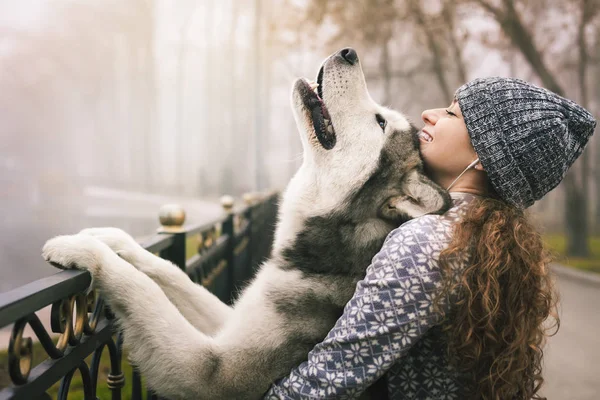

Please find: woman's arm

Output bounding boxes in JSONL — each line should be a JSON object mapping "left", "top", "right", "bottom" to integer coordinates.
{"left": 264, "top": 214, "right": 459, "bottom": 399}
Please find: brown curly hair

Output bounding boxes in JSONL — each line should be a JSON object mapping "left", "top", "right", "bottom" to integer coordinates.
{"left": 432, "top": 195, "right": 561, "bottom": 400}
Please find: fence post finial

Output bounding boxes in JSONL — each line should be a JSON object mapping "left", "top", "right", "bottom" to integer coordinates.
{"left": 242, "top": 192, "right": 255, "bottom": 206}
{"left": 158, "top": 204, "right": 186, "bottom": 233}
{"left": 220, "top": 195, "right": 235, "bottom": 213}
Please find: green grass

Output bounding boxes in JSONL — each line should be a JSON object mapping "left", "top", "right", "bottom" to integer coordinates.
{"left": 0, "top": 338, "right": 145, "bottom": 399}
{"left": 543, "top": 234, "right": 600, "bottom": 274}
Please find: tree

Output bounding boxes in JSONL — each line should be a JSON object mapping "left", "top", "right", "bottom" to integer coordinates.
{"left": 472, "top": 0, "right": 598, "bottom": 256}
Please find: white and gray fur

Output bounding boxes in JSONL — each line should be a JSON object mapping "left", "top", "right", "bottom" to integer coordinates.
{"left": 42, "top": 49, "right": 451, "bottom": 399}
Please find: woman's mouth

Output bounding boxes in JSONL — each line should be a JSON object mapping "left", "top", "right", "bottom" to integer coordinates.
{"left": 418, "top": 129, "right": 433, "bottom": 142}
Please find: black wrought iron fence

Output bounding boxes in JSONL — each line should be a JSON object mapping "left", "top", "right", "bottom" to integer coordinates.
{"left": 0, "top": 191, "right": 279, "bottom": 400}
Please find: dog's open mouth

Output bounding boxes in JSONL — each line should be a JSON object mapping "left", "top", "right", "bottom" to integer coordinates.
{"left": 298, "top": 66, "right": 336, "bottom": 150}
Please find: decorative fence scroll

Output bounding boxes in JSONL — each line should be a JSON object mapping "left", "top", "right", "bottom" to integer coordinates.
{"left": 0, "top": 191, "right": 279, "bottom": 400}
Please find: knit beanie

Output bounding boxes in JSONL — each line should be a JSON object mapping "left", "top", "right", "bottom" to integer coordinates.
{"left": 455, "top": 77, "right": 596, "bottom": 209}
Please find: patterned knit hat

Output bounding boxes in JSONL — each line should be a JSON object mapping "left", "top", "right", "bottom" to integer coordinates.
{"left": 455, "top": 77, "right": 596, "bottom": 209}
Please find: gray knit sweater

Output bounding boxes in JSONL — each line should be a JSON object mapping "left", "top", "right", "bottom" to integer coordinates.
{"left": 265, "top": 192, "right": 477, "bottom": 399}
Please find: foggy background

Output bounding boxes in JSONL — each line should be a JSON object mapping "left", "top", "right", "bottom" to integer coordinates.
{"left": 1, "top": 0, "right": 599, "bottom": 290}
{"left": 2, "top": 1, "right": 600, "bottom": 398}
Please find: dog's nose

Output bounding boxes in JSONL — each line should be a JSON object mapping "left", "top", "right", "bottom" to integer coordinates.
{"left": 339, "top": 48, "right": 358, "bottom": 65}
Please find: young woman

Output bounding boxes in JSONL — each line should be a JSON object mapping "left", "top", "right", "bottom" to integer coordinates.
{"left": 264, "top": 77, "right": 596, "bottom": 399}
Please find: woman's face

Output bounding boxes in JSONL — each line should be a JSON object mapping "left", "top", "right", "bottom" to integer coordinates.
{"left": 418, "top": 100, "right": 480, "bottom": 185}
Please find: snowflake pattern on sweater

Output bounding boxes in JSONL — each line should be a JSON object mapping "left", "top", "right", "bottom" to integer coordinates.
{"left": 265, "top": 192, "right": 477, "bottom": 399}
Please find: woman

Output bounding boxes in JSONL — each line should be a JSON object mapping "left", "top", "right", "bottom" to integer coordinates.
{"left": 264, "top": 77, "right": 596, "bottom": 399}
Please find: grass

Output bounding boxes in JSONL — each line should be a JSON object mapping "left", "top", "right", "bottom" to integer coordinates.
{"left": 0, "top": 337, "right": 145, "bottom": 399}
{"left": 543, "top": 234, "right": 600, "bottom": 274}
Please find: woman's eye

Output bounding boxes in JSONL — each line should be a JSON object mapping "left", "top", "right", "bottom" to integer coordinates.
{"left": 375, "top": 114, "right": 387, "bottom": 131}
{"left": 446, "top": 109, "right": 457, "bottom": 117}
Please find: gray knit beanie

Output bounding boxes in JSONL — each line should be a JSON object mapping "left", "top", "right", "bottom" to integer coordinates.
{"left": 455, "top": 77, "right": 596, "bottom": 209}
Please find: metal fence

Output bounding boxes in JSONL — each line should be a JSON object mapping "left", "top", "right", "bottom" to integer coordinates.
{"left": 0, "top": 191, "right": 279, "bottom": 399}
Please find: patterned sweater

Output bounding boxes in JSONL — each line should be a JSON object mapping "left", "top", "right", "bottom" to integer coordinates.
{"left": 265, "top": 192, "right": 478, "bottom": 400}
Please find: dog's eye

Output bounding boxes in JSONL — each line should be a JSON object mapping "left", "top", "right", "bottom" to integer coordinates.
{"left": 375, "top": 114, "right": 387, "bottom": 131}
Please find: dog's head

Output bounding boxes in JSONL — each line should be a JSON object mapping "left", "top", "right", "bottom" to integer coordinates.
{"left": 282, "top": 48, "right": 450, "bottom": 241}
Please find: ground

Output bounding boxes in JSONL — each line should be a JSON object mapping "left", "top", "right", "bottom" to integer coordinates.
{"left": 540, "top": 273, "right": 600, "bottom": 399}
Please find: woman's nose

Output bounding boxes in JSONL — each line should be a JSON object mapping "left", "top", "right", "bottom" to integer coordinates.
{"left": 421, "top": 108, "right": 443, "bottom": 126}
{"left": 421, "top": 109, "right": 438, "bottom": 126}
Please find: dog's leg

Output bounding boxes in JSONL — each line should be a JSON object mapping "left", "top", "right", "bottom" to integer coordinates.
{"left": 42, "top": 234, "right": 310, "bottom": 399}
{"left": 79, "top": 227, "right": 232, "bottom": 336}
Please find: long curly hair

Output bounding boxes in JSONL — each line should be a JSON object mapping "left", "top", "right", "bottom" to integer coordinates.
{"left": 432, "top": 195, "right": 561, "bottom": 400}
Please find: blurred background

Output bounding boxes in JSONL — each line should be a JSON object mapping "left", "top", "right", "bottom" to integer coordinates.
{"left": 1, "top": 0, "right": 600, "bottom": 397}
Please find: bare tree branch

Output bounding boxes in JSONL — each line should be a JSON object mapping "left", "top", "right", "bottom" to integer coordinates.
{"left": 442, "top": 0, "right": 467, "bottom": 83}
{"left": 409, "top": 0, "right": 452, "bottom": 101}
{"left": 474, "top": 0, "right": 504, "bottom": 17}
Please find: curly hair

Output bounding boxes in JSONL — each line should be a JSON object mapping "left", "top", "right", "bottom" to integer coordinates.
{"left": 432, "top": 196, "right": 561, "bottom": 400}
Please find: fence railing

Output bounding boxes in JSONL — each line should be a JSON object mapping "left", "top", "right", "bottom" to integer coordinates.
{"left": 0, "top": 191, "right": 279, "bottom": 400}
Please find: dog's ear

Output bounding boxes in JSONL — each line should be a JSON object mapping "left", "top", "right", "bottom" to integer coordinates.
{"left": 380, "top": 170, "right": 451, "bottom": 222}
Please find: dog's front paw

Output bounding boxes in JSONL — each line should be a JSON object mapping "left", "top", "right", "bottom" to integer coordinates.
{"left": 42, "top": 234, "right": 110, "bottom": 274}
{"left": 79, "top": 227, "right": 144, "bottom": 264}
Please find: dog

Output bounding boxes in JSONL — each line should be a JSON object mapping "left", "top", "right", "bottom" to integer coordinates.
{"left": 42, "top": 48, "right": 451, "bottom": 399}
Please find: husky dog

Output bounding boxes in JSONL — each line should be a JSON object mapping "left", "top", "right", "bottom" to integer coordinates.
{"left": 42, "top": 48, "right": 451, "bottom": 399}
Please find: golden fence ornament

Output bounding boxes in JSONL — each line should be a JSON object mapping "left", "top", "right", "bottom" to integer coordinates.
{"left": 71, "top": 294, "right": 88, "bottom": 345}
{"left": 196, "top": 232, "right": 205, "bottom": 253}
{"left": 6, "top": 287, "right": 104, "bottom": 387}
{"left": 201, "top": 259, "right": 228, "bottom": 287}
{"left": 242, "top": 192, "right": 255, "bottom": 206}
{"left": 196, "top": 226, "right": 219, "bottom": 254}
{"left": 8, "top": 320, "right": 33, "bottom": 385}
{"left": 84, "top": 290, "right": 100, "bottom": 334}
{"left": 107, "top": 372, "right": 125, "bottom": 390}
{"left": 158, "top": 204, "right": 186, "bottom": 233}
{"left": 203, "top": 230, "right": 214, "bottom": 249}
{"left": 235, "top": 237, "right": 250, "bottom": 256}
{"left": 51, "top": 298, "right": 74, "bottom": 353}
{"left": 220, "top": 195, "right": 235, "bottom": 213}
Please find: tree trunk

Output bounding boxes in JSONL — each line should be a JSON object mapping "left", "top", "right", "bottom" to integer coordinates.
{"left": 410, "top": 0, "right": 452, "bottom": 101}
{"left": 442, "top": 0, "right": 467, "bottom": 84}
{"left": 497, "top": 0, "right": 564, "bottom": 94}
{"left": 572, "top": 2, "right": 591, "bottom": 255}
